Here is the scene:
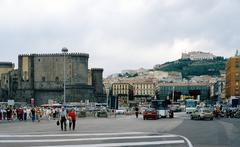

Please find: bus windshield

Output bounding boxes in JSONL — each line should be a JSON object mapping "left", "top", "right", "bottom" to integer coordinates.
{"left": 186, "top": 100, "right": 197, "bottom": 108}
{"left": 151, "top": 100, "right": 167, "bottom": 110}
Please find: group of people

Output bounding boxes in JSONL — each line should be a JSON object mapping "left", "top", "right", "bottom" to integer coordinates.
{"left": 0, "top": 106, "right": 60, "bottom": 122}
{"left": 59, "top": 108, "right": 77, "bottom": 131}
{"left": 1, "top": 106, "right": 78, "bottom": 131}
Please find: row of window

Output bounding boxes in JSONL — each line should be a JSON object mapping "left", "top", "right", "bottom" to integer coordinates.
{"left": 113, "top": 85, "right": 129, "bottom": 90}
{"left": 113, "top": 91, "right": 129, "bottom": 95}
{"left": 133, "top": 84, "right": 154, "bottom": 89}
{"left": 160, "top": 87, "right": 208, "bottom": 90}
{"left": 134, "top": 91, "right": 154, "bottom": 95}
{"left": 41, "top": 77, "right": 60, "bottom": 82}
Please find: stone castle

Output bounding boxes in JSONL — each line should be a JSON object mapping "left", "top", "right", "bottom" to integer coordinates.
{"left": 0, "top": 53, "right": 104, "bottom": 105}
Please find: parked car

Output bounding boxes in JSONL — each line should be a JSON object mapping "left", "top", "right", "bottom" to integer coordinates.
{"left": 143, "top": 108, "right": 158, "bottom": 120}
{"left": 170, "top": 102, "right": 181, "bottom": 112}
{"left": 190, "top": 108, "right": 214, "bottom": 120}
{"left": 115, "top": 109, "right": 126, "bottom": 115}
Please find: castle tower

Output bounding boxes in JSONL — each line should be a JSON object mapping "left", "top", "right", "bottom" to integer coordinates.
{"left": 90, "top": 68, "right": 104, "bottom": 102}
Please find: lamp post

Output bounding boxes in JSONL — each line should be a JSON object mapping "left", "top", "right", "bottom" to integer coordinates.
{"left": 62, "top": 47, "right": 68, "bottom": 107}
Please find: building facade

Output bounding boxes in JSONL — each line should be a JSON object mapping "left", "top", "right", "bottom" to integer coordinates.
{"left": 226, "top": 56, "right": 240, "bottom": 98}
{"left": 111, "top": 83, "right": 133, "bottom": 108}
{"left": 0, "top": 62, "right": 15, "bottom": 101}
{"left": 156, "top": 83, "right": 210, "bottom": 102}
{"left": 132, "top": 82, "right": 155, "bottom": 105}
{"left": 0, "top": 53, "right": 104, "bottom": 105}
{"left": 0, "top": 62, "right": 14, "bottom": 77}
{"left": 213, "top": 80, "right": 226, "bottom": 103}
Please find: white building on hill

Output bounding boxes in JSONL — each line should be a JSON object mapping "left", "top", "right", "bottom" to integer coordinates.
{"left": 182, "top": 51, "right": 215, "bottom": 60}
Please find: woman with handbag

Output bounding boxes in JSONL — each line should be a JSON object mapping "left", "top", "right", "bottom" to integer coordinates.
{"left": 68, "top": 109, "right": 76, "bottom": 131}
{"left": 59, "top": 108, "right": 67, "bottom": 131}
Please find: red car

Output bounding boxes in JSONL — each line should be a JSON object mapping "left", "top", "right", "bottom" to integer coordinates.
{"left": 143, "top": 108, "right": 158, "bottom": 120}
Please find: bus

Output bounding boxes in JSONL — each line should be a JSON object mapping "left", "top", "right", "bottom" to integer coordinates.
{"left": 185, "top": 99, "right": 198, "bottom": 114}
{"left": 151, "top": 100, "right": 168, "bottom": 118}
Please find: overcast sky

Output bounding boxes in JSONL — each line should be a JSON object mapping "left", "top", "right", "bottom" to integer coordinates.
{"left": 0, "top": 0, "right": 239, "bottom": 76}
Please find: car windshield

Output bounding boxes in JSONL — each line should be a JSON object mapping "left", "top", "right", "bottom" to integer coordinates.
{"left": 186, "top": 100, "right": 197, "bottom": 108}
{"left": 145, "top": 108, "right": 155, "bottom": 112}
{"left": 199, "top": 108, "right": 211, "bottom": 113}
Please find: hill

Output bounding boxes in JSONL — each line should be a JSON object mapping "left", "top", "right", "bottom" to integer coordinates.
{"left": 154, "top": 57, "right": 226, "bottom": 78}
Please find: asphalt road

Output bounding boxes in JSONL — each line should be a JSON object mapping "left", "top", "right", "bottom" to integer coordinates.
{"left": 0, "top": 113, "right": 239, "bottom": 147}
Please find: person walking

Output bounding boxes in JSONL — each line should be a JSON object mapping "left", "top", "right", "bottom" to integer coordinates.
{"left": 59, "top": 108, "right": 67, "bottom": 131}
{"left": 23, "top": 108, "right": 27, "bottom": 121}
{"left": 135, "top": 106, "right": 139, "bottom": 118}
{"left": 6, "top": 107, "right": 12, "bottom": 121}
{"left": 36, "top": 107, "right": 41, "bottom": 122}
{"left": 31, "top": 107, "right": 36, "bottom": 122}
{"left": 68, "top": 109, "right": 77, "bottom": 131}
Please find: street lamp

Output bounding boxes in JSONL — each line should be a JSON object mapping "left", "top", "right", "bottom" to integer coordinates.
{"left": 62, "top": 47, "right": 68, "bottom": 107}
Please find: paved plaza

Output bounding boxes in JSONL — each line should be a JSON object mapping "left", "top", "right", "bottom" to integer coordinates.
{"left": 0, "top": 113, "right": 239, "bottom": 147}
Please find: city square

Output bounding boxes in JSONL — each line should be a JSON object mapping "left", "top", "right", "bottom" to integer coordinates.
{"left": 1, "top": 1, "right": 240, "bottom": 147}
{"left": 0, "top": 113, "right": 240, "bottom": 147}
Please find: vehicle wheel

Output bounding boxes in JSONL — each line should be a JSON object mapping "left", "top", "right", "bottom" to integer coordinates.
{"left": 210, "top": 117, "right": 213, "bottom": 120}
{"left": 197, "top": 116, "right": 201, "bottom": 120}
{"left": 143, "top": 117, "right": 146, "bottom": 120}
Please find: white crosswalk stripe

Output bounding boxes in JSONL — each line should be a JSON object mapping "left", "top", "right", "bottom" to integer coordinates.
{"left": 0, "top": 132, "right": 193, "bottom": 147}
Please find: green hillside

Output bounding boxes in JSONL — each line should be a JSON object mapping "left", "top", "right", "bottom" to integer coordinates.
{"left": 154, "top": 57, "right": 226, "bottom": 78}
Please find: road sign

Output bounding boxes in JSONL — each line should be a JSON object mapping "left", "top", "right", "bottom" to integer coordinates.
{"left": 8, "top": 100, "right": 15, "bottom": 106}
{"left": 31, "top": 98, "right": 34, "bottom": 105}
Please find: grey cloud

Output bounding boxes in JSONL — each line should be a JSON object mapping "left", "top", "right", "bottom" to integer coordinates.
{"left": 0, "top": 0, "right": 239, "bottom": 76}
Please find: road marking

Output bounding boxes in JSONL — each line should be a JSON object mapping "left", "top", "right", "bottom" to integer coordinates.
{"left": 0, "top": 134, "right": 180, "bottom": 143}
{"left": 35, "top": 140, "right": 185, "bottom": 147}
{"left": 0, "top": 132, "right": 146, "bottom": 138}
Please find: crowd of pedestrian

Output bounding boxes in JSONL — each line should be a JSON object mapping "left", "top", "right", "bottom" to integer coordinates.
{"left": 0, "top": 106, "right": 60, "bottom": 122}
{"left": 0, "top": 106, "right": 77, "bottom": 131}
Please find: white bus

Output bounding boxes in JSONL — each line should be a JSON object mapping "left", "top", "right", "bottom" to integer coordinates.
{"left": 185, "top": 99, "right": 197, "bottom": 114}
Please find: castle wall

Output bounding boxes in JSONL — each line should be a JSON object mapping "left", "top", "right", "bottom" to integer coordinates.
{"left": 2, "top": 53, "right": 103, "bottom": 105}
{"left": 66, "top": 84, "right": 95, "bottom": 102}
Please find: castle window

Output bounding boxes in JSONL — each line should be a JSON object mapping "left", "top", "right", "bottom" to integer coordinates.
{"left": 42, "top": 76, "right": 46, "bottom": 82}
{"left": 55, "top": 77, "right": 59, "bottom": 81}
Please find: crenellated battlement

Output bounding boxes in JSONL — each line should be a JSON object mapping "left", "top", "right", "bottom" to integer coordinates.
{"left": 91, "top": 68, "right": 104, "bottom": 71}
{"left": 19, "top": 52, "right": 89, "bottom": 58}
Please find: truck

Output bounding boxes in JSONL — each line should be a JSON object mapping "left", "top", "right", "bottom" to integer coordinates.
{"left": 229, "top": 96, "right": 240, "bottom": 107}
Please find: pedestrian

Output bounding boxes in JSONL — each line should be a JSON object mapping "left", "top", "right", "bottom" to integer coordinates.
{"left": 3, "top": 108, "right": 7, "bottom": 120}
{"left": 0, "top": 108, "right": 2, "bottom": 121}
{"left": 23, "top": 108, "right": 27, "bottom": 121}
{"left": 59, "top": 107, "right": 67, "bottom": 131}
{"left": 31, "top": 107, "right": 36, "bottom": 122}
{"left": 135, "top": 106, "right": 139, "bottom": 118}
{"left": 68, "top": 109, "right": 76, "bottom": 131}
{"left": 36, "top": 107, "right": 42, "bottom": 122}
{"left": 52, "top": 108, "right": 56, "bottom": 120}
{"left": 46, "top": 108, "right": 51, "bottom": 120}
{"left": 6, "top": 107, "right": 12, "bottom": 121}
{"left": 19, "top": 107, "right": 24, "bottom": 121}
